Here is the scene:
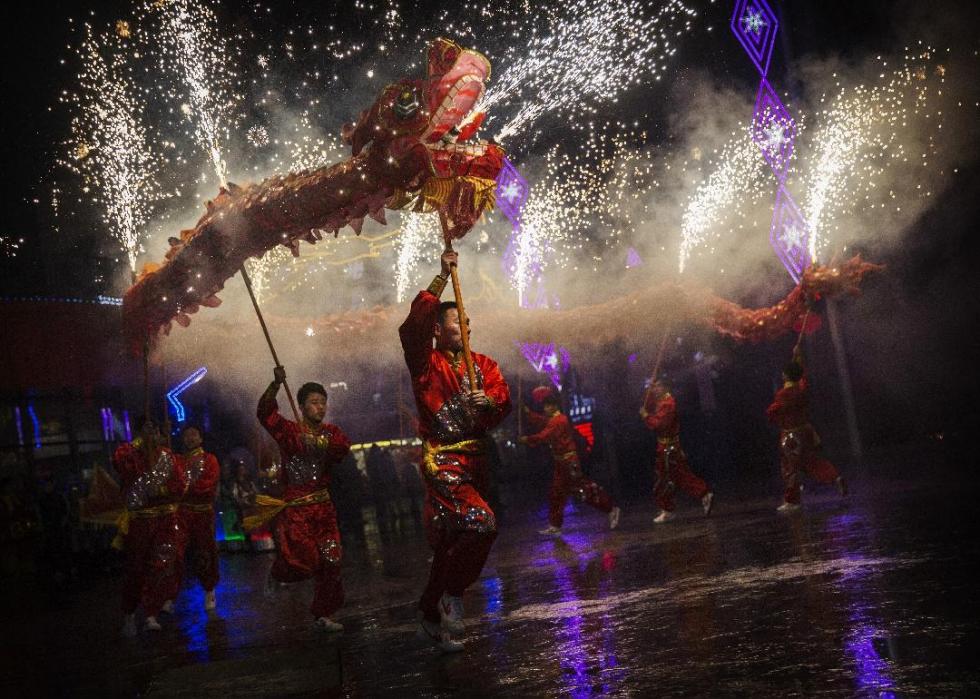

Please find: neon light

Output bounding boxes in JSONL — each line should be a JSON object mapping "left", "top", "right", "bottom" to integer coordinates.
{"left": 167, "top": 367, "right": 208, "bottom": 423}
{"left": 122, "top": 410, "right": 132, "bottom": 441}
{"left": 26, "top": 404, "right": 41, "bottom": 449}
{"left": 100, "top": 408, "right": 112, "bottom": 441}
{"left": 14, "top": 407, "right": 24, "bottom": 446}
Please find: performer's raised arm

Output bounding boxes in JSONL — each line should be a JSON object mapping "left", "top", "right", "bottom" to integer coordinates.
{"left": 399, "top": 251, "right": 454, "bottom": 379}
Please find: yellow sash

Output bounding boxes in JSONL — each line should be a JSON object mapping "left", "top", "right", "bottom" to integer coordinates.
{"left": 422, "top": 439, "right": 483, "bottom": 476}
{"left": 242, "top": 489, "right": 332, "bottom": 532}
{"left": 111, "top": 503, "right": 180, "bottom": 550}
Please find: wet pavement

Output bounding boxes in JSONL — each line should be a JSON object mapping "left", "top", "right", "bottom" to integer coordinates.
{"left": 3, "top": 464, "right": 979, "bottom": 697}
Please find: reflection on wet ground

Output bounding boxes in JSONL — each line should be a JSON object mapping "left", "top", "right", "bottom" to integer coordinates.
{"left": 3, "top": 469, "right": 978, "bottom": 696}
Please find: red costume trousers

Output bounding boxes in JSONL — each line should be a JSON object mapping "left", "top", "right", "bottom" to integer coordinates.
{"left": 654, "top": 443, "right": 709, "bottom": 512}
{"left": 271, "top": 499, "right": 343, "bottom": 619}
{"left": 419, "top": 455, "right": 497, "bottom": 622}
{"left": 779, "top": 427, "right": 839, "bottom": 504}
{"left": 548, "top": 454, "right": 613, "bottom": 528}
{"left": 121, "top": 513, "right": 182, "bottom": 617}
{"left": 174, "top": 507, "right": 219, "bottom": 594}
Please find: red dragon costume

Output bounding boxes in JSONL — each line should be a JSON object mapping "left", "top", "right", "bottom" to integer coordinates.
{"left": 123, "top": 38, "right": 504, "bottom": 352}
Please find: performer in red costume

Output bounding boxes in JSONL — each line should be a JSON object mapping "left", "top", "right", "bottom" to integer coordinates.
{"left": 641, "top": 379, "right": 714, "bottom": 524}
{"left": 113, "top": 418, "right": 185, "bottom": 636}
{"left": 399, "top": 250, "right": 511, "bottom": 653}
{"left": 257, "top": 369, "right": 352, "bottom": 631}
{"left": 165, "top": 425, "right": 220, "bottom": 613}
{"left": 767, "top": 346, "right": 846, "bottom": 512}
{"left": 521, "top": 387, "right": 620, "bottom": 535}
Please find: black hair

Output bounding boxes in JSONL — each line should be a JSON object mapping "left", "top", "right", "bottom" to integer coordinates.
{"left": 135, "top": 415, "right": 157, "bottom": 432}
{"left": 181, "top": 424, "right": 203, "bottom": 437}
{"left": 437, "top": 301, "right": 458, "bottom": 324}
{"left": 297, "top": 382, "right": 328, "bottom": 405}
{"left": 783, "top": 361, "right": 804, "bottom": 382}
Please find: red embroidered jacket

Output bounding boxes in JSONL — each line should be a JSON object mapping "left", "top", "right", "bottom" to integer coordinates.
{"left": 398, "top": 289, "right": 511, "bottom": 445}
{"left": 643, "top": 393, "right": 680, "bottom": 438}
{"left": 525, "top": 410, "right": 577, "bottom": 457}
{"left": 112, "top": 442, "right": 184, "bottom": 510}
{"left": 257, "top": 394, "right": 352, "bottom": 498}
{"left": 181, "top": 448, "right": 220, "bottom": 505}
{"left": 766, "top": 377, "right": 811, "bottom": 430}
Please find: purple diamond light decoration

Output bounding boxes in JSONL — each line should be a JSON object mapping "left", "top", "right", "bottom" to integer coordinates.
{"left": 752, "top": 79, "right": 796, "bottom": 181}
{"left": 518, "top": 341, "right": 571, "bottom": 389}
{"left": 769, "top": 186, "right": 811, "bottom": 284}
{"left": 625, "top": 247, "right": 643, "bottom": 268}
{"left": 495, "top": 156, "right": 529, "bottom": 226}
{"left": 731, "top": 0, "right": 779, "bottom": 77}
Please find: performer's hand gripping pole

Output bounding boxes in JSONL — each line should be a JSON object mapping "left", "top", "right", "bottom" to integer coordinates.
{"left": 442, "top": 238, "right": 478, "bottom": 390}
{"left": 239, "top": 265, "right": 302, "bottom": 424}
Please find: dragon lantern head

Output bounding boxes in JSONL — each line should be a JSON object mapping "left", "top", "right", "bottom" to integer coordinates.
{"left": 424, "top": 37, "right": 491, "bottom": 144}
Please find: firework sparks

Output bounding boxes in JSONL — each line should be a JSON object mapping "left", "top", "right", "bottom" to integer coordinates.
{"left": 799, "top": 47, "right": 946, "bottom": 261}
{"left": 61, "top": 22, "right": 167, "bottom": 273}
{"left": 678, "top": 127, "right": 768, "bottom": 274}
{"left": 475, "top": 0, "right": 699, "bottom": 144}
{"left": 149, "top": 0, "right": 241, "bottom": 187}
{"left": 394, "top": 211, "right": 442, "bottom": 302}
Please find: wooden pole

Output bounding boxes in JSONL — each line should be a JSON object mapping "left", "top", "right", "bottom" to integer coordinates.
{"left": 239, "top": 265, "right": 302, "bottom": 424}
{"left": 517, "top": 372, "right": 524, "bottom": 438}
{"left": 642, "top": 324, "right": 672, "bottom": 408}
{"left": 440, "top": 231, "right": 478, "bottom": 390}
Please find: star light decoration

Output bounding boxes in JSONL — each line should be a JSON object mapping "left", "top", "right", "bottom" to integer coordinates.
{"left": 769, "top": 186, "right": 811, "bottom": 284}
{"left": 496, "top": 156, "right": 540, "bottom": 308}
{"left": 732, "top": 0, "right": 811, "bottom": 283}
{"left": 731, "top": 0, "right": 778, "bottom": 77}
{"left": 518, "top": 341, "right": 571, "bottom": 390}
{"left": 752, "top": 79, "right": 797, "bottom": 181}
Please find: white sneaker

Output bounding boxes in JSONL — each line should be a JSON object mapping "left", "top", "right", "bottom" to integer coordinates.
{"left": 314, "top": 617, "right": 344, "bottom": 633}
{"left": 144, "top": 616, "right": 162, "bottom": 632}
{"left": 438, "top": 593, "right": 465, "bottom": 634}
{"left": 538, "top": 525, "right": 562, "bottom": 536}
{"left": 608, "top": 507, "right": 621, "bottom": 530}
{"left": 653, "top": 511, "right": 674, "bottom": 524}
{"left": 702, "top": 492, "right": 714, "bottom": 516}
{"left": 416, "top": 614, "right": 465, "bottom": 653}
{"left": 204, "top": 590, "right": 217, "bottom": 611}
{"left": 777, "top": 501, "right": 802, "bottom": 513}
{"left": 122, "top": 614, "right": 137, "bottom": 638}
{"left": 160, "top": 600, "right": 175, "bottom": 614}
